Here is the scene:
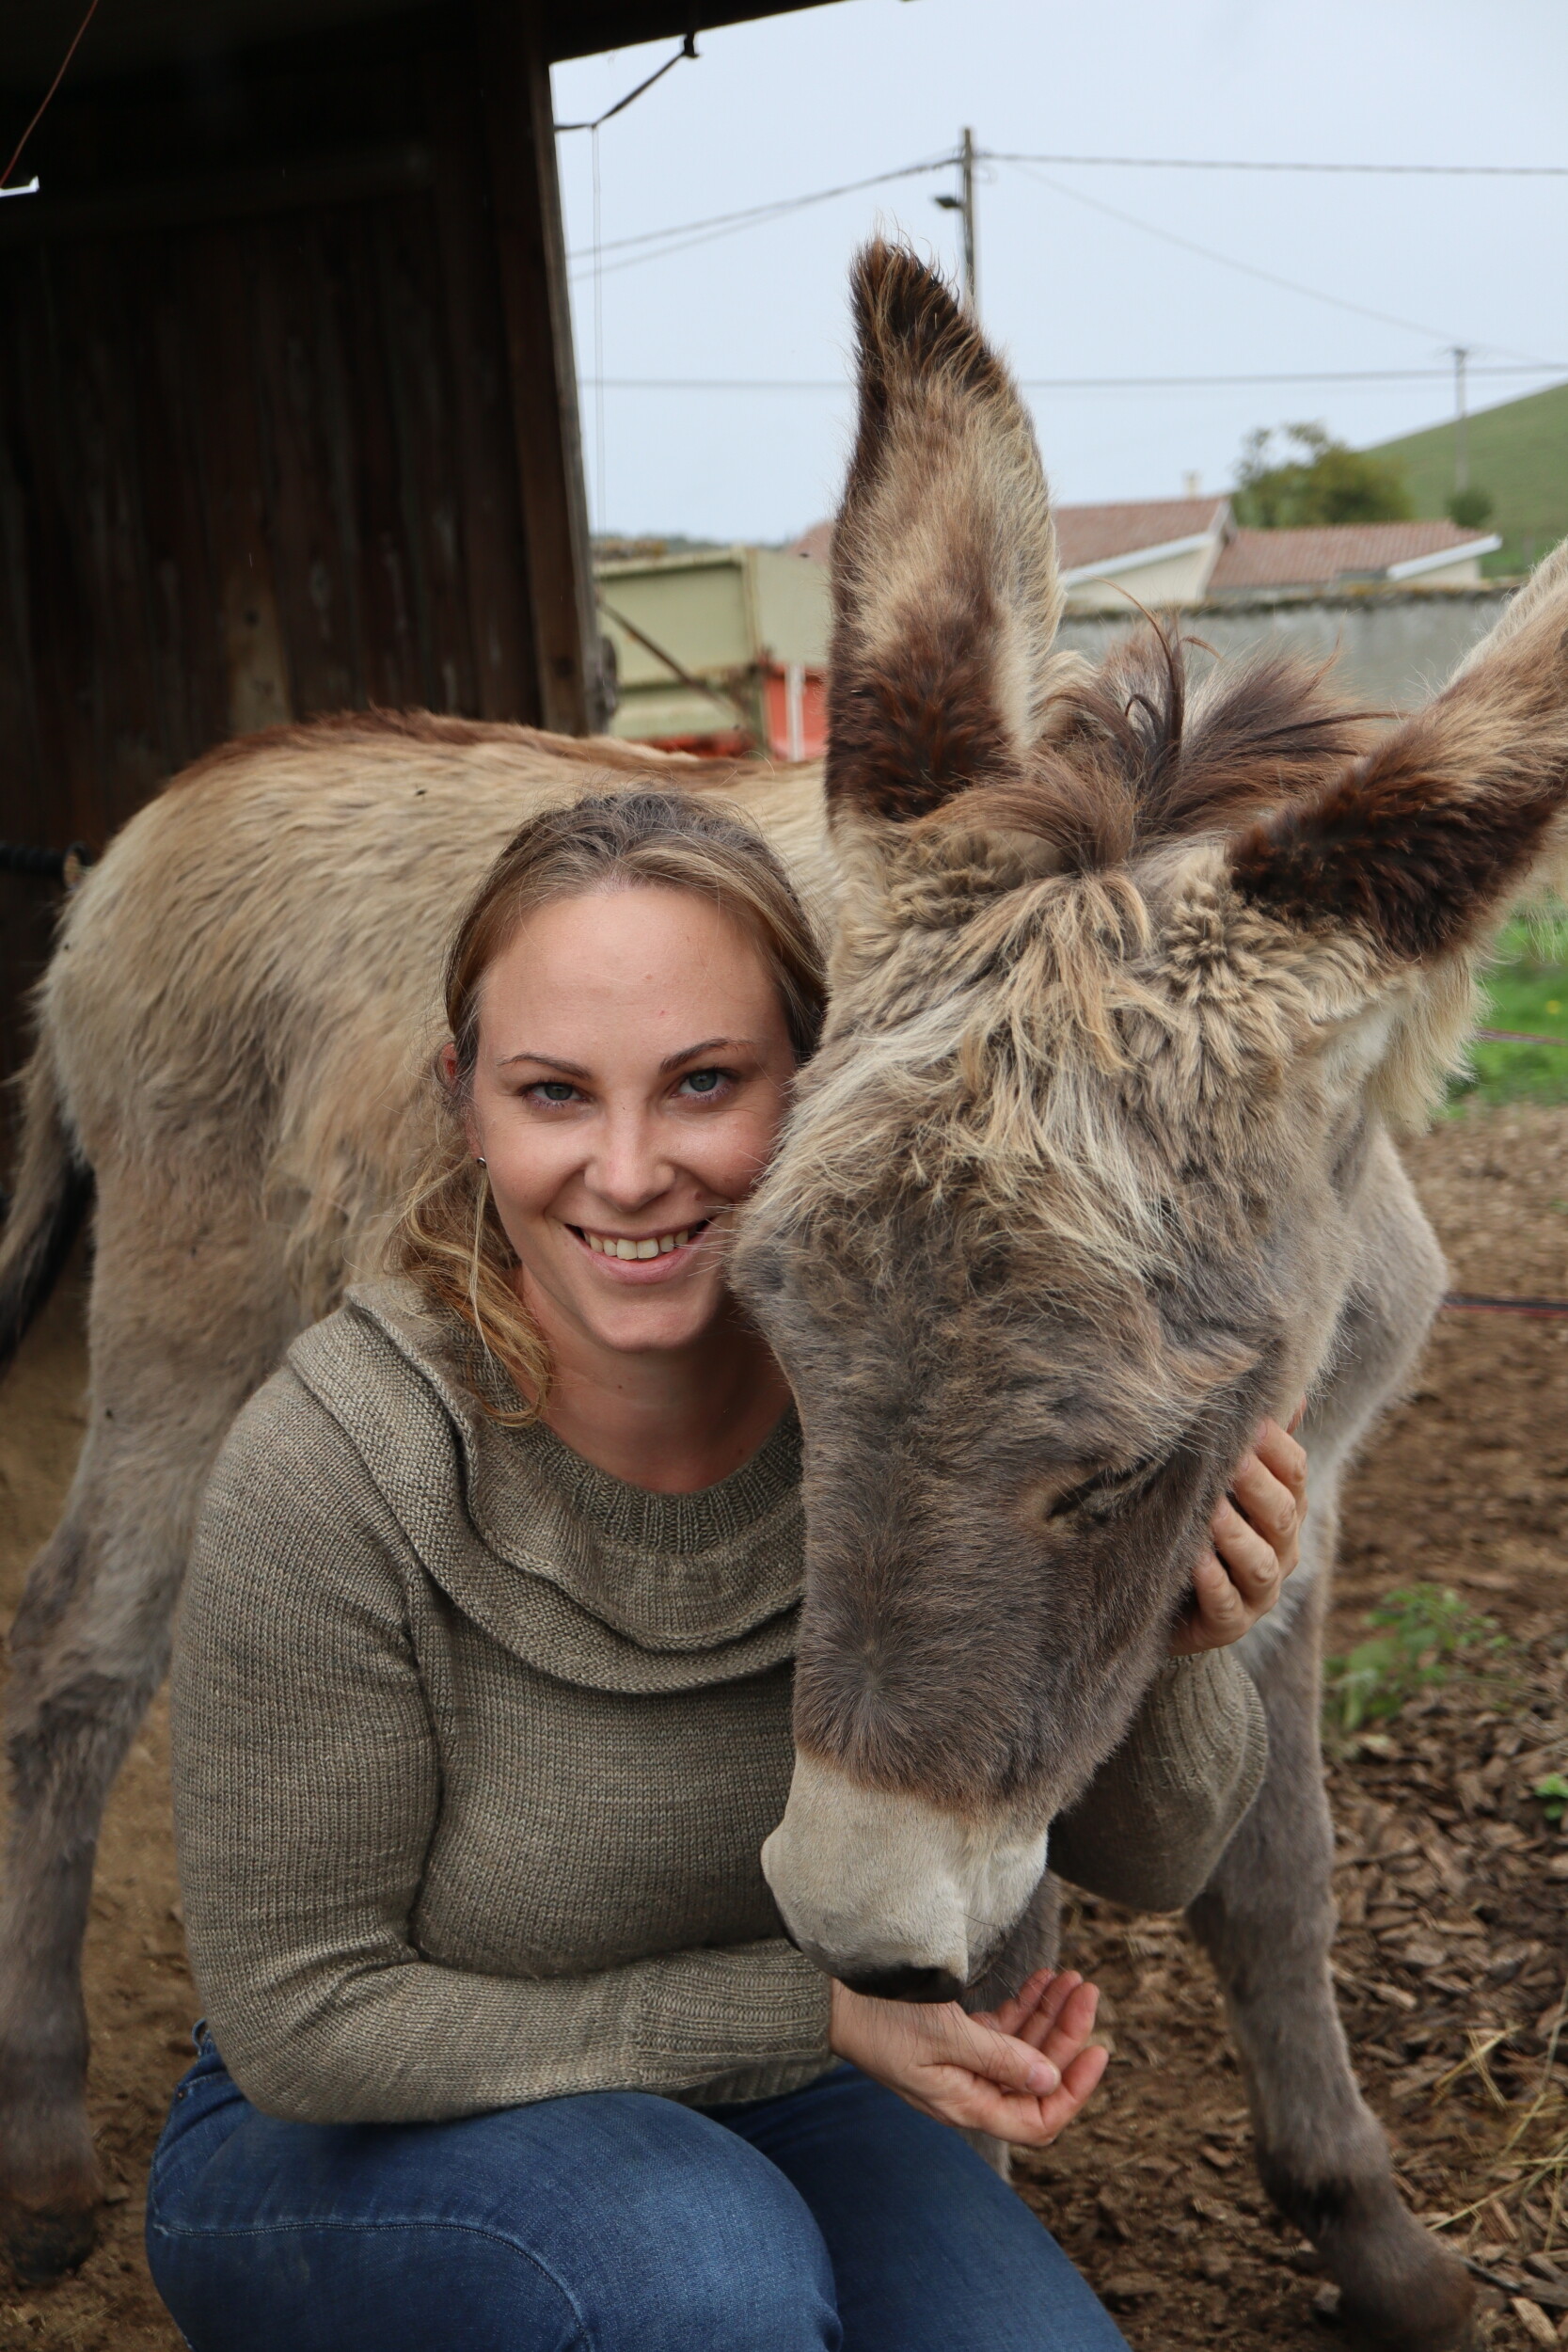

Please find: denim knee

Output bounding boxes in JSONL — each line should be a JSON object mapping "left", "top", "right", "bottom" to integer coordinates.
{"left": 146, "top": 2069, "right": 840, "bottom": 2352}
{"left": 553, "top": 2091, "right": 842, "bottom": 2352}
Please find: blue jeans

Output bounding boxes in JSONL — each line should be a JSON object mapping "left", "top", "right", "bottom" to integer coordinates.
{"left": 146, "top": 2030, "right": 1129, "bottom": 2352}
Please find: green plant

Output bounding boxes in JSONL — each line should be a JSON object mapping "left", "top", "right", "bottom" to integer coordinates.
{"left": 1323, "top": 1585, "right": 1509, "bottom": 1744}
{"left": 1232, "top": 422, "right": 1413, "bottom": 528}
{"left": 1533, "top": 1774, "right": 1568, "bottom": 1827}
{"left": 1447, "top": 901, "right": 1568, "bottom": 1110}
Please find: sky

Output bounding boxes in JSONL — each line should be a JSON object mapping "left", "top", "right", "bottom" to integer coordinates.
{"left": 550, "top": 0, "right": 1568, "bottom": 545}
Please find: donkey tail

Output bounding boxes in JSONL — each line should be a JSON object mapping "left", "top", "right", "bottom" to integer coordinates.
{"left": 0, "top": 1043, "right": 90, "bottom": 1380}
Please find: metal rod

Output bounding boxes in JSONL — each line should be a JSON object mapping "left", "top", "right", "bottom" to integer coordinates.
{"left": 594, "top": 596, "right": 756, "bottom": 738}
{"left": 1449, "top": 344, "right": 1472, "bottom": 494}
{"left": 960, "top": 126, "right": 978, "bottom": 314}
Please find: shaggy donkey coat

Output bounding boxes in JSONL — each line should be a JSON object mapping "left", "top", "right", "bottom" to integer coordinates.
{"left": 1, "top": 241, "right": 1564, "bottom": 2346}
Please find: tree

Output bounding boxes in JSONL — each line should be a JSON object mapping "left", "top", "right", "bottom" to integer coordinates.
{"left": 1231, "top": 422, "right": 1413, "bottom": 528}
{"left": 1447, "top": 485, "right": 1495, "bottom": 531}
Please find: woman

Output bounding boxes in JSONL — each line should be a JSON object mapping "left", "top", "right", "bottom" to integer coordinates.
{"left": 150, "top": 789, "right": 1306, "bottom": 2352}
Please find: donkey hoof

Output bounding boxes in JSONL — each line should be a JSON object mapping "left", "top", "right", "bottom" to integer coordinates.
{"left": 1332, "top": 2233, "right": 1479, "bottom": 2352}
{"left": 1, "top": 2196, "right": 100, "bottom": 2286}
{"left": 1268, "top": 2165, "right": 1479, "bottom": 2352}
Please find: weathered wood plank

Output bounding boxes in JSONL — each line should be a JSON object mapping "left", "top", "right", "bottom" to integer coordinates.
{"left": 185, "top": 224, "right": 294, "bottom": 740}
{"left": 133, "top": 233, "right": 228, "bottom": 776}
{"left": 61, "top": 242, "right": 171, "bottom": 836}
{"left": 251, "top": 213, "right": 365, "bottom": 717}
{"left": 375, "top": 192, "right": 478, "bottom": 714}
{"left": 430, "top": 72, "right": 538, "bottom": 722}
{"left": 3, "top": 247, "right": 104, "bottom": 851}
{"left": 475, "top": 0, "right": 602, "bottom": 735}
{"left": 317, "top": 202, "right": 425, "bottom": 707}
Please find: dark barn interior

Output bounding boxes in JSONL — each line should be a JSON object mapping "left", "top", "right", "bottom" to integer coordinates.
{"left": 0, "top": 0, "right": 833, "bottom": 1085}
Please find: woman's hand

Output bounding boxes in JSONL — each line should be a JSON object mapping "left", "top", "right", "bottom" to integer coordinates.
{"left": 1170, "top": 1405, "right": 1308, "bottom": 1656}
{"left": 829, "top": 1967, "right": 1107, "bottom": 2148}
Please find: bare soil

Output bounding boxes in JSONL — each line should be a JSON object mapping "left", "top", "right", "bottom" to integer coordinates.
{"left": 1, "top": 1102, "right": 1565, "bottom": 2351}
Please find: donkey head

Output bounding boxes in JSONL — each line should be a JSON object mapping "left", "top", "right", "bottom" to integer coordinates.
{"left": 735, "top": 244, "right": 1568, "bottom": 2001}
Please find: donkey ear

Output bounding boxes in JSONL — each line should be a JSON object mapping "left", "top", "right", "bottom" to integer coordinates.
{"left": 1229, "top": 537, "right": 1568, "bottom": 961}
{"left": 826, "top": 242, "right": 1070, "bottom": 825}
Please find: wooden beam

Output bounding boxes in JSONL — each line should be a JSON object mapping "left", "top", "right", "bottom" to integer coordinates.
{"left": 544, "top": 0, "right": 841, "bottom": 64}
{"left": 474, "top": 0, "right": 604, "bottom": 737}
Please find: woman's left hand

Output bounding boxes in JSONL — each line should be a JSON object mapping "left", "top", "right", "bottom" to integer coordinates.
{"left": 1169, "top": 1406, "right": 1308, "bottom": 1656}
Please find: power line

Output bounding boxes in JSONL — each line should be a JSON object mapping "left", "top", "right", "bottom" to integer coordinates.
{"left": 586, "top": 363, "right": 1566, "bottom": 393}
{"left": 991, "top": 150, "right": 1568, "bottom": 178}
{"left": 562, "top": 136, "right": 1556, "bottom": 373}
{"left": 1007, "top": 161, "right": 1555, "bottom": 366}
{"left": 564, "top": 140, "right": 1568, "bottom": 275}
{"left": 564, "top": 153, "right": 952, "bottom": 276}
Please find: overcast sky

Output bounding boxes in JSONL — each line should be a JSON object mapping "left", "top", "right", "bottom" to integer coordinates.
{"left": 550, "top": 0, "right": 1567, "bottom": 544}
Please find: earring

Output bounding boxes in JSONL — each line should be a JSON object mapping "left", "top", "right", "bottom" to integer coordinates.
{"left": 475, "top": 1155, "right": 487, "bottom": 1167}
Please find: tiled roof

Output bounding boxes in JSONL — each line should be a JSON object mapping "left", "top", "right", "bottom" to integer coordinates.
{"left": 788, "top": 521, "right": 833, "bottom": 565}
{"left": 1053, "top": 498, "right": 1228, "bottom": 571}
{"left": 1209, "top": 522, "right": 1487, "bottom": 591}
{"left": 792, "top": 501, "right": 1229, "bottom": 573}
{"left": 789, "top": 508, "right": 1492, "bottom": 596}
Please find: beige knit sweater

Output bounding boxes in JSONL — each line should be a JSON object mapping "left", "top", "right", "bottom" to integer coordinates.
{"left": 170, "top": 1279, "right": 1267, "bottom": 2126}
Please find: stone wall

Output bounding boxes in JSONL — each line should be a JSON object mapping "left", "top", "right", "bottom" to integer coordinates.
{"left": 1054, "top": 582, "right": 1515, "bottom": 710}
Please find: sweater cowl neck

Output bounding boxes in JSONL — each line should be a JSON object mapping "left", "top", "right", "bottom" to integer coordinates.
{"left": 284, "top": 1278, "right": 803, "bottom": 1694}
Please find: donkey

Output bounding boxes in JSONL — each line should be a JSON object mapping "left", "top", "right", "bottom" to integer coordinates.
{"left": 740, "top": 246, "right": 1568, "bottom": 2348}
{"left": 0, "top": 245, "right": 1559, "bottom": 2344}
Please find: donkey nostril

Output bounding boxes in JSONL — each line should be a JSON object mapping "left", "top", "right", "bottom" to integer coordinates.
{"left": 837, "top": 1962, "right": 967, "bottom": 2005}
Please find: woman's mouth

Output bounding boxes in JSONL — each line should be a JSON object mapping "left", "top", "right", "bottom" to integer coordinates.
{"left": 568, "top": 1218, "right": 712, "bottom": 1267}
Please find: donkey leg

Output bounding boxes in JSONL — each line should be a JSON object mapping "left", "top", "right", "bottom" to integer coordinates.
{"left": 0, "top": 1198, "right": 291, "bottom": 2281}
{"left": 1186, "top": 1545, "right": 1476, "bottom": 2352}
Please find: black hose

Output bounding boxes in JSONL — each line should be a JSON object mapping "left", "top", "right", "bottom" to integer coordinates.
{"left": 0, "top": 841, "right": 91, "bottom": 883}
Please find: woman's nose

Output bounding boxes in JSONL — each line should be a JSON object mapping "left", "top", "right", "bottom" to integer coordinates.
{"left": 588, "top": 1110, "right": 673, "bottom": 1212}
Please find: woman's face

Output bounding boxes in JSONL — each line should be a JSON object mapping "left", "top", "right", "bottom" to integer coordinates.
{"left": 461, "top": 883, "right": 798, "bottom": 1362}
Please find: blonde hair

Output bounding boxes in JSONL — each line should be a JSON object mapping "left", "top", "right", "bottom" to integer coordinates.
{"left": 393, "top": 787, "right": 826, "bottom": 1422}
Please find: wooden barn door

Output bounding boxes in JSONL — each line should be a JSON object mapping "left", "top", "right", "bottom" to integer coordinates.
{"left": 0, "top": 4, "right": 595, "bottom": 1086}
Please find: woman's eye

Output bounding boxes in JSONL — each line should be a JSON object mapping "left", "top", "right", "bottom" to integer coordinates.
{"left": 677, "top": 1068, "right": 729, "bottom": 1098}
{"left": 530, "top": 1080, "right": 580, "bottom": 1105}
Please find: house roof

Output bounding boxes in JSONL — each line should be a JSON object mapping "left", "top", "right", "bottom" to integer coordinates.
{"left": 1209, "top": 521, "right": 1499, "bottom": 592}
{"left": 788, "top": 504, "right": 1501, "bottom": 599}
{"left": 788, "top": 521, "right": 834, "bottom": 566}
{"left": 789, "top": 498, "right": 1231, "bottom": 577}
{"left": 1053, "top": 498, "right": 1228, "bottom": 573}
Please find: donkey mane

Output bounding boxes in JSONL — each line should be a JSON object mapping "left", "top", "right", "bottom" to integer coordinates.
{"left": 926, "top": 628, "right": 1377, "bottom": 875}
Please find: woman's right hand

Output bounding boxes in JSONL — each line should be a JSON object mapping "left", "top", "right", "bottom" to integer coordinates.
{"left": 828, "top": 1966, "right": 1107, "bottom": 2147}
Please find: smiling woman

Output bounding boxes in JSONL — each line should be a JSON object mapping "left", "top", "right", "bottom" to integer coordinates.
{"left": 395, "top": 789, "right": 819, "bottom": 1487}
{"left": 149, "top": 783, "right": 1303, "bottom": 2352}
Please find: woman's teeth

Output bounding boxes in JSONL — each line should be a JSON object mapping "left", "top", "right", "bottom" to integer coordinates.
{"left": 584, "top": 1229, "right": 698, "bottom": 1260}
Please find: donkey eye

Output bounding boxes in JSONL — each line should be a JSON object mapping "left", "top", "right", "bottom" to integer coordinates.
{"left": 1045, "top": 1453, "right": 1165, "bottom": 1523}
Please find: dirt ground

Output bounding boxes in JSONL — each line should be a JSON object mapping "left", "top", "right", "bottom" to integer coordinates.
{"left": 1, "top": 1101, "right": 1565, "bottom": 2351}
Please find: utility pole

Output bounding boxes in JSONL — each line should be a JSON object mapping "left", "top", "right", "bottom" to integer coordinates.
{"left": 933, "top": 128, "right": 979, "bottom": 313}
{"left": 1449, "top": 344, "right": 1472, "bottom": 495}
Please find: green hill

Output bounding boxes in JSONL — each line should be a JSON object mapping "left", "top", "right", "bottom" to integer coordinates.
{"left": 1364, "top": 380, "right": 1568, "bottom": 577}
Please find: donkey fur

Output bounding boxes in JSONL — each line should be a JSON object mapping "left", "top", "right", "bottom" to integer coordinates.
{"left": 2, "top": 246, "right": 1564, "bottom": 2344}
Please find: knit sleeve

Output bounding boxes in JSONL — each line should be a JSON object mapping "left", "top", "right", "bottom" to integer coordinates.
{"left": 1048, "top": 1650, "right": 1268, "bottom": 1912}
{"left": 170, "top": 1373, "right": 831, "bottom": 2126}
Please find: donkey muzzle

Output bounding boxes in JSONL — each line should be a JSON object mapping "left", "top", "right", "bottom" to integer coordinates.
{"left": 760, "top": 1752, "right": 1049, "bottom": 2000}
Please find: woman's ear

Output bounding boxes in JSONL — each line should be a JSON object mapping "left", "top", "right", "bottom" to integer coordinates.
{"left": 437, "top": 1041, "right": 461, "bottom": 1091}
